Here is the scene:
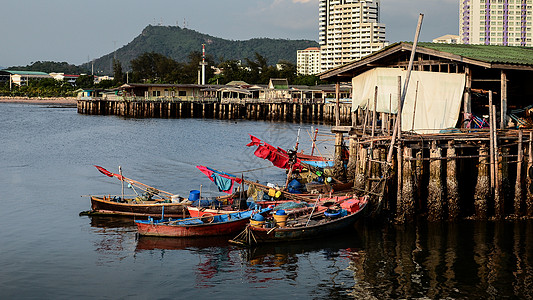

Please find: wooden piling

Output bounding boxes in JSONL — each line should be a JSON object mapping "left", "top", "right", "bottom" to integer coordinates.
{"left": 397, "top": 146, "right": 414, "bottom": 223}
{"left": 354, "top": 145, "right": 367, "bottom": 193}
{"left": 428, "top": 141, "right": 444, "bottom": 221}
{"left": 474, "top": 143, "right": 489, "bottom": 219}
{"left": 447, "top": 140, "right": 460, "bottom": 220}
{"left": 514, "top": 130, "right": 523, "bottom": 217}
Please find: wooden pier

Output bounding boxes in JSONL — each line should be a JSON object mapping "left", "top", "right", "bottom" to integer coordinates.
{"left": 340, "top": 120, "right": 533, "bottom": 222}
{"left": 77, "top": 99, "right": 353, "bottom": 125}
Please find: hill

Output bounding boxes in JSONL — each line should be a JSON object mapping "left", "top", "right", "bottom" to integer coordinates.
{"left": 83, "top": 25, "right": 318, "bottom": 74}
{"left": 5, "top": 61, "right": 89, "bottom": 74}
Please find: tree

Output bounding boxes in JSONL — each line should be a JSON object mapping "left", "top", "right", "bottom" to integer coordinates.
{"left": 113, "top": 59, "right": 124, "bottom": 85}
{"left": 76, "top": 75, "right": 95, "bottom": 89}
{"left": 130, "top": 52, "right": 182, "bottom": 83}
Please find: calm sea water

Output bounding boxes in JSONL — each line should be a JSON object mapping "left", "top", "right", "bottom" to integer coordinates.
{"left": 0, "top": 103, "right": 531, "bottom": 299}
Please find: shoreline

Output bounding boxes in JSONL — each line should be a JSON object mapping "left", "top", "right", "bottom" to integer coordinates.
{"left": 0, "top": 97, "right": 77, "bottom": 106}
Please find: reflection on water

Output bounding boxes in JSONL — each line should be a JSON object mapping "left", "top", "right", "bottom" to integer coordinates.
{"left": 350, "top": 220, "right": 533, "bottom": 299}
{"left": 130, "top": 220, "right": 533, "bottom": 298}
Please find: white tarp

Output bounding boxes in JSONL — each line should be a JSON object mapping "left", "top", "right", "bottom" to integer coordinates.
{"left": 352, "top": 68, "right": 466, "bottom": 134}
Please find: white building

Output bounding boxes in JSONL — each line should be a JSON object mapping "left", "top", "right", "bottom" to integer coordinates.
{"left": 460, "top": 0, "right": 533, "bottom": 46}
{"left": 297, "top": 47, "right": 321, "bottom": 75}
{"left": 319, "top": 0, "right": 387, "bottom": 72}
{"left": 432, "top": 34, "right": 460, "bottom": 44}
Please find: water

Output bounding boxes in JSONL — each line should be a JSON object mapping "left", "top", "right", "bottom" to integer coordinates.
{"left": 0, "top": 103, "right": 532, "bottom": 299}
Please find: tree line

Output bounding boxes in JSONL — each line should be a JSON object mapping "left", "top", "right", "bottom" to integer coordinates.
{"left": 0, "top": 51, "right": 324, "bottom": 97}
{"left": 122, "top": 51, "right": 323, "bottom": 86}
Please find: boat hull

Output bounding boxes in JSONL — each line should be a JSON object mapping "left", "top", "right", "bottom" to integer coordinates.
{"left": 136, "top": 218, "right": 251, "bottom": 237}
{"left": 90, "top": 196, "right": 187, "bottom": 218}
{"left": 136, "top": 208, "right": 271, "bottom": 238}
{"left": 249, "top": 202, "right": 367, "bottom": 243}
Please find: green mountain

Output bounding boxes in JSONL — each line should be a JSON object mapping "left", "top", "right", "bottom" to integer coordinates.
{"left": 83, "top": 25, "right": 318, "bottom": 74}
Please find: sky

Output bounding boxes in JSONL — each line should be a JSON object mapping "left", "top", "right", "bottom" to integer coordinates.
{"left": 0, "top": 0, "right": 459, "bottom": 68}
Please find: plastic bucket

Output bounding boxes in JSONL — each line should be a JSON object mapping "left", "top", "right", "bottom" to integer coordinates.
{"left": 188, "top": 190, "right": 200, "bottom": 201}
{"left": 250, "top": 219, "right": 265, "bottom": 227}
{"left": 273, "top": 214, "right": 288, "bottom": 227}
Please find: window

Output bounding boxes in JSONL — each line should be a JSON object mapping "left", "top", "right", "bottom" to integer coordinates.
{"left": 178, "top": 91, "right": 187, "bottom": 97}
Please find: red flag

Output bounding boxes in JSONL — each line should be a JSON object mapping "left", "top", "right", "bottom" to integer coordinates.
{"left": 94, "top": 165, "right": 114, "bottom": 177}
{"left": 246, "top": 134, "right": 262, "bottom": 147}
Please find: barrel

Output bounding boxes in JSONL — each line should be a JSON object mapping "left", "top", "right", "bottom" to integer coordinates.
{"left": 188, "top": 190, "right": 200, "bottom": 201}
{"left": 273, "top": 210, "right": 288, "bottom": 227}
{"left": 250, "top": 214, "right": 265, "bottom": 227}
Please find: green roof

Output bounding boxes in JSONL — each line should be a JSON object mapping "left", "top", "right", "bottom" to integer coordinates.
{"left": 417, "top": 42, "right": 533, "bottom": 65}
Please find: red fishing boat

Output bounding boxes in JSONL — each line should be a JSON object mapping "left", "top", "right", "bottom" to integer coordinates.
{"left": 135, "top": 208, "right": 272, "bottom": 238}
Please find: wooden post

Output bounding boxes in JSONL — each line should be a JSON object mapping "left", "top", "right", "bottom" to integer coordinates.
{"left": 396, "top": 143, "right": 403, "bottom": 219}
{"left": 370, "top": 86, "right": 378, "bottom": 150}
{"left": 333, "top": 132, "right": 345, "bottom": 181}
{"left": 447, "top": 140, "right": 460, "bottom": 220}
{"left": 397, "top": 76, "right": 402, "bottom": 140}
{"left": 428, "top": 141, "right": 444, "bottom": 221}
{"left": 526, "top": 132, "right": 533, "bottom": 218}
{"left": 346, "top": 137, "right": 357, "bottom": 182}
{"left": 514, "top": 130, "right": 523, "bottom": 217}
{"left": 398, "top": 146, "right": 415, "bottom": 223}
{"left": 464, "top": 66, "right": 472, "bottom": 124}
{"left": 493, "top": 104, "right": 503, "bottom": 219}
{"left": 501, "top": 70, "right": 508, "bottom": 129}
{"left": 335, "top": 81, "right": 340, "bottom": 126}
{"left": 354, "top": 145, "right": 367, "bottom": 193}
{"left": 489, "top": 92, "right": 495, "bottom": 189}
{"left": 474, "top": 143, "right": 489, "bottom": 219}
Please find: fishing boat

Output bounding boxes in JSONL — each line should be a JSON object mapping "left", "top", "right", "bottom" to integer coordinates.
{"left": 230, "top": 195, "right": 368, "bottom": 246}
{"left": 88, "top": 195, "right": 187, "bottom": 218}
{"left": 135, "top": 208, "right": 272, "bottom": 238}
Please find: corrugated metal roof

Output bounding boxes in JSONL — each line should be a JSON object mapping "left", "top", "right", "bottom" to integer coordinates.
{"left": 417, "top": 42, "right": 533, "bottom": 65}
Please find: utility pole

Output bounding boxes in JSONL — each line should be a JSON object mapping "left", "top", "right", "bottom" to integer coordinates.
{"left": 200, "top": 44, "right": 207, "bottom": 85}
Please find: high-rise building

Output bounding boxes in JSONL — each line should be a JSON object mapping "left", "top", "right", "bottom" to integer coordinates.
{"left": 460, "top": 0, "right": 533, "bottom": 46}
{"left": 297, "top": 47, "right": 321, "bottom": 75}
{"left": 319, "top": 0, "right": 387, "bottom": 72}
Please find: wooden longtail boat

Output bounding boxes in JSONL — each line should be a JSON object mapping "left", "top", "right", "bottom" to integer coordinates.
{"left": 89, "top": 195, "right": 187, "bottom": 218}
{"left": 135, "top": 208, "right": 272, "bottom": 238}
{"left": 230, "top": 196, "right": 368, "bottom": 245}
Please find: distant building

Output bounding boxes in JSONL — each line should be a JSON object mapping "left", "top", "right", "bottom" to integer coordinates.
{"left": 0, "top": 70, "right": 51, "bottom": 87}
{"left": 49, "top": 73, "right": 80, "bottom": 85}
{"left": 297, "top": 47, "right": 321, "bottom": 75}
{"left": 319, "top": 0, "right": 387, "bottom": 72}
{"left": 95, "top": 75, "right": 114, "bottom": 84}
{"left": 433, "top": 34, "right": 460, "bottom": 44}
{"left": 460, "top": 0, "right": 533, "bottom": 46}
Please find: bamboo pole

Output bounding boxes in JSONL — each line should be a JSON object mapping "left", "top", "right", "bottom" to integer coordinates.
{"left": 386, "top": 13, "right": 424, "bottom": 164}
{"left": 410, "top": 81, "right": 420, "bottom": 132}
{"left": 371, "top": 86, "right": 378, "bottom": 150}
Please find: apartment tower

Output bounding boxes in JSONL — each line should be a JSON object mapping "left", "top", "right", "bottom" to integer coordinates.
{"left": 460, "top": 0, "right": 533, "bottom": 46}
{"left": 297, "top": 47, "right": 321, "bottom": 75}
{"left": 319, "top": 0, "right": 387, "bottom": 72}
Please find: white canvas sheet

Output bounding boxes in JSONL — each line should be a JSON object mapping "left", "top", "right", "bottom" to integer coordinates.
{"left": 352, "top": 68, "right": 466, "bottom": 134}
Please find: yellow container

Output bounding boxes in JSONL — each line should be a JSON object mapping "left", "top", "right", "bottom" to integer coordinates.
{"left": 250, "top": 219, "right": 265, "bottom": 227}
{"left": 273, "top": 214, "right": 288, "bottom": 227}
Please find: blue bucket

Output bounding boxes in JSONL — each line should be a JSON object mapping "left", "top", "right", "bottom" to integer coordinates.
{"left": 188, "top": 190, "right": 200, "bottom": 201}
